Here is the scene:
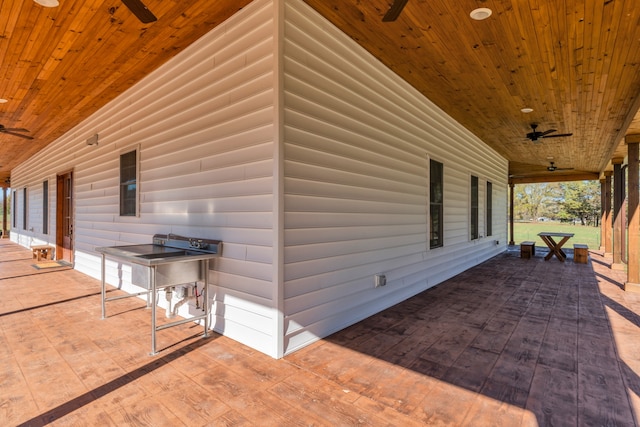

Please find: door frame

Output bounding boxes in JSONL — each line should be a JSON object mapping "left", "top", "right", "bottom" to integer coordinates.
{"left": 56, "top": 170, "right": 74, "bottom": 264}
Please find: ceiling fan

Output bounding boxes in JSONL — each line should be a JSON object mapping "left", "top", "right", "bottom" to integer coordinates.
{"left": 382, "top": 0, "right": 409, "bottom": 21}
{"left": 0, "top": 125, "right": 33, "bottom": 140}
{"left": 526, "top": 124, "right": 573, "bottom": 142}
{"left": 547, "top": 161, "right": 573, "bottom": 172}
{"left": 121, "top": 0, "right": 157, "bottom": 23}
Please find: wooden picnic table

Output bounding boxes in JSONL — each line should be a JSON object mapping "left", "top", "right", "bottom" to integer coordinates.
{"left": 538, "top": 232, "right": 574, "bottom": 262}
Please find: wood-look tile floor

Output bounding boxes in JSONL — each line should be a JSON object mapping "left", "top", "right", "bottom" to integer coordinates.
{"left": 1, "top": 238, "right": 639, "bottom": 426}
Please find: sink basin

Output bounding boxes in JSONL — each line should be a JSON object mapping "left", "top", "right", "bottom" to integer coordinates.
{"left": 96, "top": 244, "right": 219, "bottom": 266}
{"left": 136, "top": 250, "right": 190, "bottom": 259}
{"left": 96, "top": 243, "right": 221, "bottom": 288}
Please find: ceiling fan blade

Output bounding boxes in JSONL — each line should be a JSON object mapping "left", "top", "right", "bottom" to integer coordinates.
{"left": 382, "top": 0, "right": 409, "bottom": 22}
{"left": 539, "top": 129, "right": 557, "bottom": 136}
{"left": 2, "top": 127, "right": 30, "bottom": 132}
{"left": 121, "top": 0, "right": 157, "bottom": 23}
{"left": 546, "top": 160, "right": 574, "bottom": 172}
{"left": 0, "top": 130, "right": 34, "bottom": 139}
{"left": 542, "top": 133, "right": 573, "bottom": 138}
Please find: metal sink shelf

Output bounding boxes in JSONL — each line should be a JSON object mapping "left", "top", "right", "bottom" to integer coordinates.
{"left": 96, "top": 234, "right": 222, "bottom": 355}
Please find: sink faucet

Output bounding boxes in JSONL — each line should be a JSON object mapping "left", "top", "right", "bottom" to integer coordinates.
{"left": 188, "top": 239, "right": 208, "bottom": 249}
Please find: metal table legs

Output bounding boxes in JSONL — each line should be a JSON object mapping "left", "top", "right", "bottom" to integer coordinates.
{"left": 101, "top": 258, "right": 211, "bottom": 356}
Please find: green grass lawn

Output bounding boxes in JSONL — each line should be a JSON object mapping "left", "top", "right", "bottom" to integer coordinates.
{"left": 513, "top": 222, "right": 600, "bottom": 249}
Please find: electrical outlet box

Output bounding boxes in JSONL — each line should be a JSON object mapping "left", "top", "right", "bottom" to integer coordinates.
{"left": 374, "top": 274, "right": 386, "bottom": 288}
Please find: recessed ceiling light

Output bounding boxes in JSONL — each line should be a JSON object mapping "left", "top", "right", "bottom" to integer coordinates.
{"left": 0, "top": 99, "right": 7, "bottom": 104}
{"left": 33, "top": 0, "right": 59, "bottom": 7}
{"left": 470, "top": 8, "right": 492, "bottom": 21}
{"left": 521, "top": 107, "right": 534, "bottom": 113}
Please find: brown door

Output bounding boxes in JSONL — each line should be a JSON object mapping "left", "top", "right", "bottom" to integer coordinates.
{"left": 56, "top": 171, "right": 73, "bottom": 263}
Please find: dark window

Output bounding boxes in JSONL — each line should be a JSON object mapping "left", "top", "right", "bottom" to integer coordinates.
{"left": 43, "top": 180, "right": 49, "bottom": 234}
{"left": 471, "top": 175, "right": 478, "bottom": 240}
{"left": 486, "top": 181, "right": 492, "bottom": 237}
{"left": 22, "top": 188, "right": 27, "bottom": 230}
{"left": 12, "top": 190, "right": 16, "bottom": 228}
{"left": 430, "top": 159, "right": 443, "bottom": 249}
{"left": 120, "top": 150, "right": 137, "bottom": 216}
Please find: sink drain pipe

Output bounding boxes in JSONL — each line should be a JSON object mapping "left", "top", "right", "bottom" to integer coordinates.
{"left": 170, "top": 284, "right": 198, "bottom": 318}
{"left": 164, "top": 287, "right": 174, "bottom": 318}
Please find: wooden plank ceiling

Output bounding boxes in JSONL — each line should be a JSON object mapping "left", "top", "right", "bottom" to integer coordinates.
{"left": 0, "top": 0, "right": 253, "bottom": 187}
{"left": 1, "top": 0, "right": 640, "bottom": 188}
{"left": 303, "top": 0, "right": 640, "bottom": 184}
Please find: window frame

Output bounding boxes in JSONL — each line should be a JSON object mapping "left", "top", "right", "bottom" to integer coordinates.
{"left": 429, "top": 159, "right": 444, "bottom": 249}
{"left": 470, "top": 175, "right": 479, "bottom": 240}
{"left": 43, "top": 180, "right": 49, "bottom": 235}
{"left": 119, "top": 147, "right": 139, "bottom": 217}
{"left": 12, "top": 190, "right": 16, "bottom": 228}
{"left": 486, "top": 181, "right": 492, "bottom": 237}
{"left": 22, "top": 187, "right": 27, "bottom": 231}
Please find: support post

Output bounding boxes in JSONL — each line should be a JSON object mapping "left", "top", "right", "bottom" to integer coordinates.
{"left": 2, "top": 187, "right": 6, "bottom": 238}
{"left": 612, "top": 160, "right": 625, "bottom": 270}
{"left": 601, "top": 173, "right": 612, "bottom": 255}
{"left": 509, "top": 182, "right": 515, "bottom": 246}
{"left": 625, "top": 137, "right": 640, "bottom": 291}
{"left": 600, "top": 177, "right": 606, "bottom": 252}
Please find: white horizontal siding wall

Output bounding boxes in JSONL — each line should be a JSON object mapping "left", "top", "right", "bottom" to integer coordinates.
{"left": 11, "top": 0, "right": 280, "bottom": 357}
{"left": 282, "top": 0, "right": 508, "bottom": 354}
{"left": 10, "top": 0, "right": 509, "bottom": 358}
{"left": 19, "top": 180, "right": 52, "bottom": 247}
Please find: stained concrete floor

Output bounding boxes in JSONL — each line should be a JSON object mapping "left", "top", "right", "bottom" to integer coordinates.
{"left": 1, "top": 239, "right": 639, "bottom": 426}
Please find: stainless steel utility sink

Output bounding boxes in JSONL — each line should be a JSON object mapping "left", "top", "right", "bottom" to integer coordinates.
{"left": 96, "top": 242, "right": 220, "bottom": 266}
{"left": 96, "top": 233, "right": 222, "bottom": 355}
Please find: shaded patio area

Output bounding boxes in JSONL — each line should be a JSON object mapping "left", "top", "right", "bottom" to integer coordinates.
{"left": 1, "top": 238, "right": 639, "bottom": 426}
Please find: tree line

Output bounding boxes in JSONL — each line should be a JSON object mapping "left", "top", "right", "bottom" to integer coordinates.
{"left": 514, "top": 181, "right": 600, "bottom": 226}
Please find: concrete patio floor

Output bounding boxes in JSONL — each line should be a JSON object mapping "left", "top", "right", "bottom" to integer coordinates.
{"left": 1, "top": 238, "right": 639, "bottom": 426}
